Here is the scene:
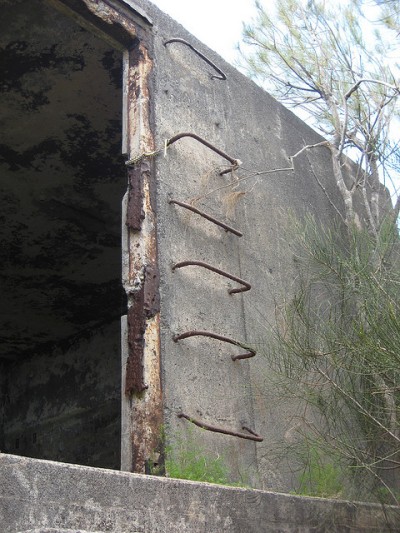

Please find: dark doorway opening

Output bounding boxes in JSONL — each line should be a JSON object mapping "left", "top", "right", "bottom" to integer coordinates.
{"left": 0, "top": 0, "right": 125, "bottom": 469}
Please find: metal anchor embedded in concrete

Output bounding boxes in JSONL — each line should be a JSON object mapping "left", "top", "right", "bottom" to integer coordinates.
{"left": 164, "top": 38, "right": 227, "bottom": 81}
{"left": 125, "top": 133, "right": 241, "bottom": 174}
{"left": 166, "top": 132, "right": 241, "bottom": 175}
{"left": 172, "top": 260, "right": 251, "bottom": 294}
{"left": 173, "top": 330, "right": 256, "bottom": 361}
{"left": 169, "top": 199, "right": 243, "bottom": 237}
{"left": 178, "top": 412, "right": 263, "bottom": 442}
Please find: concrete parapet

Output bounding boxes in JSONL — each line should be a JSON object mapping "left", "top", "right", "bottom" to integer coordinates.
{"left": 1, "top": 454, "right": 399, "bottom": 532}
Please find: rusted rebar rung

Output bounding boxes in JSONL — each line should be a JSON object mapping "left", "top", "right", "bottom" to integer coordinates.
{"left": 166, "top": 132, "right": 241, "bottom": 175}
{"left": 164, "top": 38, "right": 227, "bottom": 81}
{"left": 178, "top": 412, "right": 263, "bottom": 442}
{"left": 173, "top": 330, "right": 256, "bottom": 361}
{"left": 172, "top": 260, "right": 251, "bottom": 294}
{"left": 169, "top": 199, "right": 243, "bottom": 237}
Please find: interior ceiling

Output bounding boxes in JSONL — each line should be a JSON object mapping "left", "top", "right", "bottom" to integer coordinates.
{"left": 0, "top": 0, "right": 126, "bottom": 360}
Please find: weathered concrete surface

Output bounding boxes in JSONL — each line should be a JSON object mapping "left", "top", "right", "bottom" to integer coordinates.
{"left": 4, "top": 320, "right": 121, "bottom": 468}
{"left": 129, "top": 0, "right": 358, "bottom": 491}
{"left": 1, "top": 0, "right": 394, "bottom": 505}
{"left": 1, "top": 454, "right": 399, "bottom": 533}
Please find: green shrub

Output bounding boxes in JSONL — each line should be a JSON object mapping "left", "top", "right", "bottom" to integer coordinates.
{"left": 295, "top": 447, "right": 344, "bottom": 498}
{"left": 165, "top": 432, "right": 245, "bottom": 486}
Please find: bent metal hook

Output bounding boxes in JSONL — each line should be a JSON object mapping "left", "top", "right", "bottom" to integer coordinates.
{"left": 164, "top": 37, "right": 227, "bottom": 80}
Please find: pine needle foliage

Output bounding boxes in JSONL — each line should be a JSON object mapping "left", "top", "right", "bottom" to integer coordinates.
{"left": 241, "top": 0, "right": 400, "bottom": 229}
{"left": 240, "top": 0, "right": 400, "bottom": 502}
{"left": 269, "top": 216, "right": 400, "bottom": 503}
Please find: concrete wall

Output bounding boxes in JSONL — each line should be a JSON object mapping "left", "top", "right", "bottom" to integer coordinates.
{"left": 3, "top": 321, "right": 121, "bottom": 468}
{"left": 0, "top": 2, "right": 399, "bottom": 532}
{"left": 1, "top": 454, "right": 399, "bottom": 533}
{"left": 0, "top": 0, "right": 392, "bottom": 510}
{"left": 132, "top": 0, "right": 349, "bottom": 491}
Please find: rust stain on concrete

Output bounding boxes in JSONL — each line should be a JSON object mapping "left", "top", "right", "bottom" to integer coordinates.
{"left": 127, "top": 42, "right": 154, "bottom": 155}
{"left": 123, "top": 26, "right": 162, "bottom": 473}
{"left": 130, "top": 313, "right": 163, "bottom": 473}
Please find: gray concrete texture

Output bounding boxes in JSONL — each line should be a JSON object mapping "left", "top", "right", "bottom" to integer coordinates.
{"left": 1, "top": 454, "right": 399, "bottom": 532}
{"left": 134, "top": 0, "right": 356, "bottom": 490}
{"left": 0, "top": 0, "right": 394, "bottom": 518}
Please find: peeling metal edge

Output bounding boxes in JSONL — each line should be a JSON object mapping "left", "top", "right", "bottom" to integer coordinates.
{"left": 125, "top": 288, "right": 147, "bottom": 395}
{"left": 126, "top": 164, "right": 145, "bottom": 230}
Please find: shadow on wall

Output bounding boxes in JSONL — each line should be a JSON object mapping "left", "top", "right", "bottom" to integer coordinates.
{"left": 0, "top": 0, "right": 126, "bottom": 468}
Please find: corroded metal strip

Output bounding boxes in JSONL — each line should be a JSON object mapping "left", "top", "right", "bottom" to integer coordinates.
{"left": 123, "top": 35, "right": 163, "bottom": 474}
{"left": 172, "top": 260, "right": 251, "bottom": 294}
{"left": 164, "top": 38, "right": 226, "bottom": 80}
{"left": 126, "top": 164, "right": 144, "bottom": 230}
{"left": 178, "top": 413, "right": 263, "bottom": 442}
{"left": 126, "top": 287, "right": 147, "bottom": 395}
{"left": 82, "top": 0, "right": 150, "bottom": 40}
{"left": 126, "top": 156, "right": 153, "bottom": 231}
{"left": 173, "top": 330, "right": 256, "bottom": 361}
{"left": 169, "top": 199, "right": 243, "bottom": 237}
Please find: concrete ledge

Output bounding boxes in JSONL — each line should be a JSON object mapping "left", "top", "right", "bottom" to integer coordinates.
{"left": 1, "top": 454, "right": 399, "bottom": 532}
{"left": 16, "top": 530, "right": 113, "bottom": 533}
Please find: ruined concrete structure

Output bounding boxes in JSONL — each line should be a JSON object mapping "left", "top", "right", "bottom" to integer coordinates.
{"left": 1, "top": 0, "right": 399, "bottom": 531}
{"left": 1, "top": 0, "right": 126, "bottom": 469}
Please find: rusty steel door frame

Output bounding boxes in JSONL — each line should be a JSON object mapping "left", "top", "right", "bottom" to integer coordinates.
{"left": 121, "top": 31, "right": 163, "bottom": 474}
{"left": 50, "top": 0, "right": 163, "bottom": 474}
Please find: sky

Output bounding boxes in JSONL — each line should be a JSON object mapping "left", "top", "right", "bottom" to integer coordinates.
{"left": 149, "top": 0, "right": 257, "bottom": 65}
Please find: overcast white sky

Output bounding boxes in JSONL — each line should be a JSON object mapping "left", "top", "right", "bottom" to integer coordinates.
{"left": 149, "top": 0, "right": 257, "bottom": 64}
